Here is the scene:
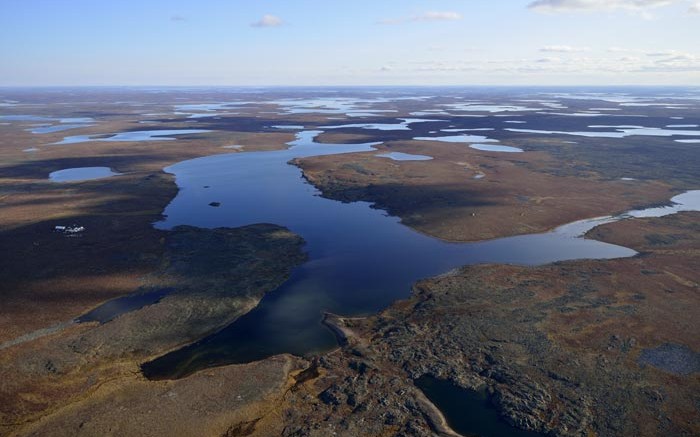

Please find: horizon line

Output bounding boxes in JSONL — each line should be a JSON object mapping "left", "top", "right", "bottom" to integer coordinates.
{"left": 1, "top": 84, "right": 698, "bottom": 89}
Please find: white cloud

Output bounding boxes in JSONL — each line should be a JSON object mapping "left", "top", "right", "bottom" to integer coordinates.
{"left": 637, "top": 51, "right": 700, "bottom": 71}
{"left": 380, "top": 11, "right": 462, "bottom": 24}
{"left": 393, "top": 49, "right": 700, "bottom": 76}
{"left": 528, "top": 0, "right": 683, "bottom": 13}
{"left": 646, "top": 50, "right": 681, "bottom": 56}
{"left": 608, "top": 46, "right": 634, "bottom": 53}
{"left": 419, "top": 11, "right": 462, "bottom": 21}
{"left": 689, "top": 1, "right": 700, "bottom": 12}
{"left": 251, "top": 14, "right": 284, "bottom": 28}
{"left": 540, "top": 45, "right": 589, "bottom": 52}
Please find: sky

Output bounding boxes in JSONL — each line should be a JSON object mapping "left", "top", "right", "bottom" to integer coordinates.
{"left": 1, "top": 0, "right": 699, "bottom": 86}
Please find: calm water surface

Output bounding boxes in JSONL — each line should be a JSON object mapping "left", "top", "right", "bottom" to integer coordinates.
{"left": 54, "top": 129, "right": 211, "bottom": 144}
{"left": 415, "top": 376, "right": 544, "bottom": 437}
{"left": 49, "top": 167, "right": 121, "bottom": 182}
{"left": 142, "top": 130, "right": 647, "bottom": 379}
{"left": 78, "top": 288, "right": 173, "bottom": 324}
{"left": 376, "top": 152, "right": 433, "bottom": 161}
{"left": 470, "top": 144, "right": 523, "bottom": 153}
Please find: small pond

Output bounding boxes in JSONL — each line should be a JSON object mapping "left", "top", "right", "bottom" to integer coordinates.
{"left": 49, "top": 167, "right": 121, "bottom": 182}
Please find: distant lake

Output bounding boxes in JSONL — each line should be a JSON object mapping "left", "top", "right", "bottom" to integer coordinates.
{"left": 49, "top": 167, "right": 121, "bottom": 182}
{"left": 470, "top": 144, "right": 523, "bottom": 153}
{"left": 29, "top": 124, "right": 92, "bottom": 134}
{"left": 54, "top": 129, "right": 210, "bottom": 144}
{"left": 376, "top": 152, "right": 433, "bottom": 161}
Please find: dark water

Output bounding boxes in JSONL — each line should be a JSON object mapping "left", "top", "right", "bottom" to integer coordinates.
{"left": 415, "top": 376, "right": 544, "bottom": 437}
{"left": 77, "top": 288, "right": 173, "bottom": 324}
{"left": 141, "top": 130, "right": 636, "bottom": 379}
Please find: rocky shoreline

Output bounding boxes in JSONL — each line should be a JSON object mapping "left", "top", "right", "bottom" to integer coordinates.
{"left": 271, "top": 212, "right": 699, "bottom": 436}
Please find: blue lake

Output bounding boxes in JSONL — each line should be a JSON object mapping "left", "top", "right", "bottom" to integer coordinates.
{"left": 141, "top": 130, "right": 657, "bottom": 379}
{"left": 49, "top": 167, "right": 121, "bottom": 182}
{"left": 54, "top": 129, "right": 211, "bottom": 145}
{"left": 376, "top": 152, "right": 433, "bottom": 161}
{"left": 506, "top": 126, "right": 700, "bottom": 139}
{"left": 470, "top": 144, "right": 523, "bottom": 153}
{"left": 29, "top": 124, "right": 93, "bottom": 134}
